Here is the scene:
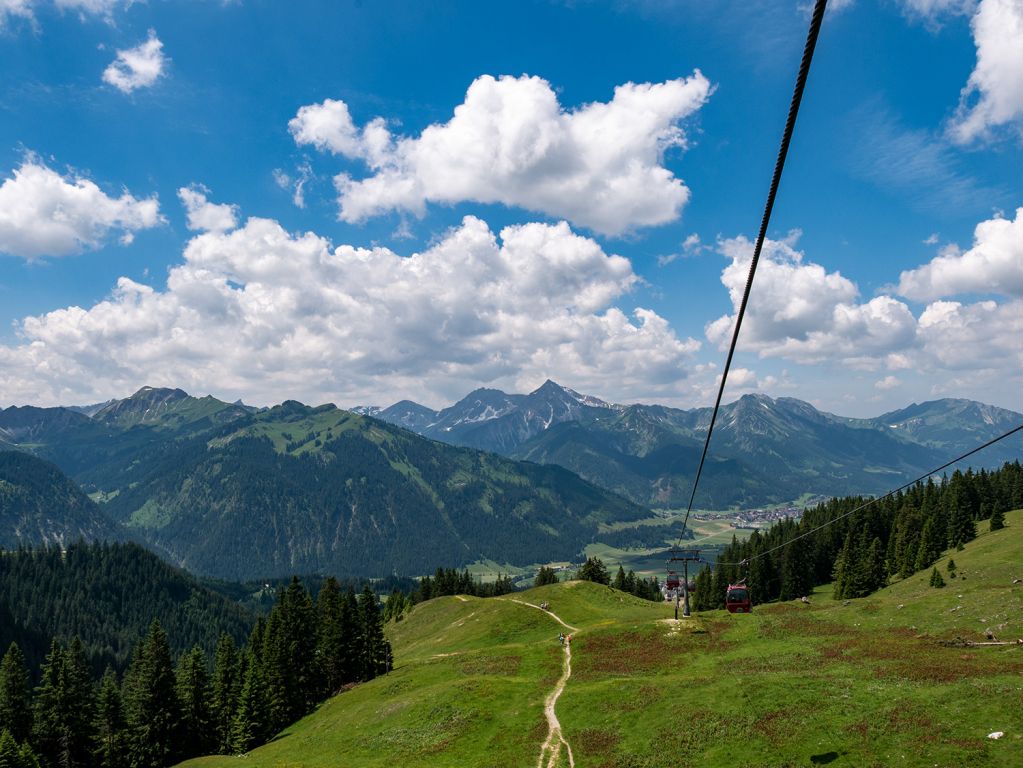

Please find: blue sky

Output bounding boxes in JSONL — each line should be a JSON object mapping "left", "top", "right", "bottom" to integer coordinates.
{"left": 0, "top": 0, "right": 1021, "bottom": 416}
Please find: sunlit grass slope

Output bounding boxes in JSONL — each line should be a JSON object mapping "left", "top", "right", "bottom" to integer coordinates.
{"left": 182, "top": 512, "right": 1023, "bottom": 768}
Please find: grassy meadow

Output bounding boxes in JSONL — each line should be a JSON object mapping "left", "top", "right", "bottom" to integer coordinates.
{"left": 181, "top": 511, "right": 1023, "bottom": 768}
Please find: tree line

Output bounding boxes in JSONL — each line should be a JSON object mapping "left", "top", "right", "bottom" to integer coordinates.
{"left": 692, "top": 461, "right": 1022, "bottom": 610}
{"left": 0, "top": 576, "right": 391, "bottom": 767}
{"left": 565, "top": 557, "right": 664, "bottom": 601}
{"left": 0, "top": 542, "right": 253, "bottom": 678}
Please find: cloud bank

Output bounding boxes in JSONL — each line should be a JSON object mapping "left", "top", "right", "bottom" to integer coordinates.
{"left": 290, "top": 73, "right": 713, "bottom": 236}
{"left": 0, "top": 213, "right": 699, "bottom": 407}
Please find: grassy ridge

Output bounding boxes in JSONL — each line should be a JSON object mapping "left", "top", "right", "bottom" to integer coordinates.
{"left": 182, "top": 512, "right": 1023, "bottom": 767}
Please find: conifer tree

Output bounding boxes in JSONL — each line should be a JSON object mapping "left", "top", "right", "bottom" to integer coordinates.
{"left": 175, "top": 646, "right": 211, "bottom": 760}
{"left": 281, "top": 578, "right": 317, "bottom": 720}
{"left": 779, "top": 536, "right": 812, "bottom": 601}
{"left": 0, "top": 643, "right": 32, "bottom": 743}
{"left": 209, "top": 634, "right": 239, "bottom": 755}
{"left": 865, "top": 536, "right": 887, "bottom": 593}
{"left": 913, "top": 518, "right": 942, "bottom": 572}
{"left": 315, "top": 578, "right": 346, "bottom": 697}
{"left": 93, "top": 668, "right": 126, "bottom": 768}
{"left": 357, "top": 586, "right": 391, "bottom": 681}
{"left": 612, "top": 566, "right": 626, "bottom": 591}
{"left": 30, "top": 639, "right": 64, "bottom": 766}
{"left": 575, "top": 557, "right": 610, "bottom": 585}
{"left": 0, "top": 729, "right": 40, "bottom": 768}
{"left": 533, "top": 567, "right": 558, "bottom": 587}
{"left": 692, "top": 566, "right": 713, "bottom": 611}
{"left": 32, "top": 637, "right": 96, "bottom": 768}
{"left": 990, "top": 501, "right": 1006, "bottom": 531}
{"left": 929, "top": 567, "right": 945, "bottom": 588}
{"left": 947, "top": 500, "right": 975, "bottom": 550}
{"left": 230, "top": 653, "right": 267, "bottom": 754}
{"left": 123, "top": 621, "right": 181, "bottom": 768}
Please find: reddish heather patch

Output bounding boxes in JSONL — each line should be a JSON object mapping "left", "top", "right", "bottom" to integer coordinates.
{"left": 577, "top": 728, "right": 621, "bottom": 757}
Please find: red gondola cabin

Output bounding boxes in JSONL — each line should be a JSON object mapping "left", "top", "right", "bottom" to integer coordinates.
{"left": 665, "top": 570, "right": 680, "bottom": 591}
{"left": 725, "top": 583, "right": 751, "bottom": 613}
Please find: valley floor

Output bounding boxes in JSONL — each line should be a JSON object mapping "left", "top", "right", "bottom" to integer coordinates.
{"left": 181, "top": 513, "right": 1023, "bottom": 767}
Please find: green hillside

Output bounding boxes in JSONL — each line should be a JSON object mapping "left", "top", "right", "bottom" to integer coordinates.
{"left": 180, "top": 511, "right": 1023, "bottom": 767}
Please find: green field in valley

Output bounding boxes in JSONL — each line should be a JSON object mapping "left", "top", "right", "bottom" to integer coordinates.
{"left": 180, "top": 511, "right": 1023, "bottom": 768}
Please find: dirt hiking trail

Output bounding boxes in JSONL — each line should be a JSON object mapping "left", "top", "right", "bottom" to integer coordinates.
{"left": 501, "top": 598, "right": 578, "bottom": 768}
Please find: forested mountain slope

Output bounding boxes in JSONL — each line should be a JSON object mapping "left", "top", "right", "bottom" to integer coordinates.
{"left": 0, "top": 451, "right": 122, "bottom": 548}
{"left": 0, "top": 541, "right": 254, "bottom": 675}
{"left": 92, "top": 402, "right": 648, "bottom": 579}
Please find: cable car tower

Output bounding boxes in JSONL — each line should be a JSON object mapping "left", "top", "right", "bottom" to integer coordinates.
{"left": 667, "top": 548, "right": 701, "bottom": 620}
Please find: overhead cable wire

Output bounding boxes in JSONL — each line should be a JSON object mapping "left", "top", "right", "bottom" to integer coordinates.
{"left": 674, "top": 0, "right": 829, "bottom": 549}
{"left": 714, "top": 421, "right": 1023, "bottom": 567}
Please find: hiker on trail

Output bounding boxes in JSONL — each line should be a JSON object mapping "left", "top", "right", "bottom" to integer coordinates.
{"left": 559, "top": 633, "right": 565, "bottom": 646}
{"left": 567, "top": 634, "right": 572, "bottom": 645}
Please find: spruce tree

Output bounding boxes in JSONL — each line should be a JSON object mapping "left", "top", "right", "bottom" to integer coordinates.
{"left": 0, "top": 643, "right": 32, "bottom": 743}
{"left": 32, "top": 637, "right": 96, "bottom": 768}
{"left": 357, "top": 586, "right": 391, "bottom": 681}
{"left": 779, "top": 536, "right": 812, "bottom": 601}
{"left": 929, "top": 567, "right": 946, "bottom": 588}
{"left": 913, "top": 518, "right": 942, "bottom": 572}
{"left": 175, "top": 646, "right": 211, "bottom": 760}
{"left": 61, "top": 637, "right": 98, "bottom": 767}
{"left": 533, "top": 567, "right": 558, "bottom": 587}
{"left": 31, "top": 639, "right": 64, "bottom": 767}
{"left": 575, "top": 557, "right": 610, "bottom": 585}
{"left": 315, "top": 578, "right": 346, "bottom": 697}
{"left": 209, "top": 634, "right": 239, "bottom": 755}
{"left": 692, "top": 566, "right": 712, "bottom": 611}
{"left": 281, "top": 578, "right": 317, "bottom": 721}
{"left": 0, "top": 729, "right": 40, "bottom": 768}
{"left": 123, "top": 621, "right": 182, "bottom": 768}
{"left": 990, "top": 501, "right": 1006, "bottom": 531}
{"left": 93, "top": 668, "right": 126, "bottom": 768}
{"left": 947, "top": 501, "right": 975, "bottom": 550}
{"left": 230, "top": 653, "right": 267, "bottom": 754}
{"left": 865, "top": 536, "right": 887, "bottom": 593}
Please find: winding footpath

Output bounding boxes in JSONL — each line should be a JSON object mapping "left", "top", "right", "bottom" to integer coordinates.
{"left": 502, "top": 599, "right": 578, "bottom": 768}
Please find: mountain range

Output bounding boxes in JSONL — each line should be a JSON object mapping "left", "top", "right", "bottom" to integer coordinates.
{"left": 2, "top": 382, "right": 1020, "bottom": 579}
{"left": 1, "top": 387, "right": 648, "bottom": 579}
{"left": 360, "top": 380, "right": 1023, "bottom": 508}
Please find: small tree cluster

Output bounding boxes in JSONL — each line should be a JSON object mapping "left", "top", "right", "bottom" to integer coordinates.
{"left": 533, "top": 566, "right": 559, "bottom": 587}
{"left": 413, "top": 567, "right": 515, "bottom": 602}
{"left": 575, "top": 557, "right": 610, "bottom": 585}
{"left": 611, "top": 566, "right": 662, "bottom": 602}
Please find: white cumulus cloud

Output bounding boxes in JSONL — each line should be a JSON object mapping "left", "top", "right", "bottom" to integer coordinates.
{"left": 897, "top": 207, "right": 1023, "bottom": 300}
{"left": 177, "top": 186, "right": 238, "bottom": 233}
{"left": 0, "top": 157, "right": 162, "bottom": 259}
{"left": 102, "top": 29, "right": 167, "bottom": 94}
{"left": 948, "top": 0, "right": 1023, "bottom": 144}
{"left": 0, "top": 214, "right": 699, "bottom": 407}
{"left": 291, "top": 72, "right": 713, "bottom": 236}
{"left": 706, "top": 233, "right": 917, "bottom": 365}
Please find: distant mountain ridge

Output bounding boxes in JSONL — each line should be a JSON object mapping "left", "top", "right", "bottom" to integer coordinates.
{"left": 1, "top": 386, "right": 649, "bottom": 579}
{"left": 358, "top": 382, "right": 1023, "bottom": 508}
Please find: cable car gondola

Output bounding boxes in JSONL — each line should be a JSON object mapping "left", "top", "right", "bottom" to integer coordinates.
{"left": 725, "top": 580, "right": 751, "bottom": 613}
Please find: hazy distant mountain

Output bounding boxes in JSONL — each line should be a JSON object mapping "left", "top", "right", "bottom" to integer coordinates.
{"left": 0, "top": 451, "right": 123, "bottom": 548}
{"left": 368, "top": 382, "right": 1023, "bottom": 508}
{"left": 362, "top": 379, "right": 618, "bottom": 454}
{"left": 91, "top": 385, "right": 253, "bottom": 429}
